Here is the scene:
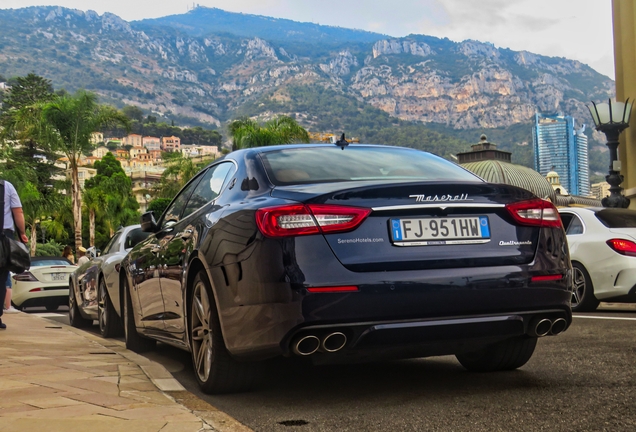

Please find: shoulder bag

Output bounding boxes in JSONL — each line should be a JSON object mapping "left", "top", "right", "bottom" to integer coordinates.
{"left": 0, "top": 180, "right": 31, "bottom": 273}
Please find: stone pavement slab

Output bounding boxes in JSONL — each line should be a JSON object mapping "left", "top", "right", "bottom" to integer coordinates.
{"left": 0, "top": 312, "right": 221, "bottom": 431}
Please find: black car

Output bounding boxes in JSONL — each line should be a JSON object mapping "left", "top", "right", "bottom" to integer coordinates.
{"left": 121, "top": 143, "right": 573, "bottom": 393}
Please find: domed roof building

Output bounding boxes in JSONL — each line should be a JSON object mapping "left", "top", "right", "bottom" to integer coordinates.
{"left": 458, "top": 135, "right": 600, "bottom": 207}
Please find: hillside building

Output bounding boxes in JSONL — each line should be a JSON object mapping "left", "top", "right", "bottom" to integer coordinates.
{"left": 123, "top": 134, "right": 143, "bottom": 147}
{"left": 105, "top": 138, "right": 122, "bottom": 147}
{"left": 532, "top": 113, "right": 590, "bottom": 196}
{"left": 66, "top": 167, "right": 97, "bottom": 189}
{"left": 114, "top": 149, "right": 129, "bottom": 158}
{"left": 162, "top": 136, "right": 181, "bottom": 152}
{"left": 127, "top": 169, "right": 165, "bottom": 213}
{"left": 143, "top": 136, "right": 161, "bottom": 151}
{"left": 92, "top": 146, "right": 109, "bottom": 159}
{"left": 129, "top": 146, "right": 148, "bottom": 159}
{"left": 90, "top": 132, "right": 104, "bottom": 145}
{"left": 591, "top": 181, "right": 611, "bottom": 201}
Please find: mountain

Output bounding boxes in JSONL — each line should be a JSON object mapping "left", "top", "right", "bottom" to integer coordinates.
{"left": 0, "top": 5, "right": 615, "bottom": 170}
{"left": 136, "top": 7, "right": 385, "bottom": 46}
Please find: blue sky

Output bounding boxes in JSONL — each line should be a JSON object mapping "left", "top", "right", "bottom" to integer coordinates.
{"left": 4, "top": 0, "right": 615, "bottom": 79}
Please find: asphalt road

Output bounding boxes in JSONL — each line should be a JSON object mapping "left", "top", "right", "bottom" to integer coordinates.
{"left": 32, "top": 305, "right": 636, "bottom": 432}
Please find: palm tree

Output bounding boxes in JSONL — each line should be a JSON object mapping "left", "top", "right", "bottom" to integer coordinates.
{"left": 83, "top": 188, "right": 107, "bottom": 247}
{"left": 18, "top": 182, "right": 44, "bottom": 256}
{"left": 42, "top": 91, "right": 130, "bottom": 250}
{"left": 229, "top": 116, "right": 310, "bottom": 150}
{"left": 41, "top": 196, "right": 73, "bottom": 244}
{"left": 156, "top": 152, "right": 208, "bottom": 198}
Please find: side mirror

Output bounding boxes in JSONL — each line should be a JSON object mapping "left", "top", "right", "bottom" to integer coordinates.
{"left": 141, "top": 211, "right": 158, "bottom": 232}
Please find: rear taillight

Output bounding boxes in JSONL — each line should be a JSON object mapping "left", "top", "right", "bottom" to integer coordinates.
{"left": 505, "top": 199, "right": 562, "bottom": 228}
{"left": 531, "top": 274, "right": 564, "bottom": 283}
{"left": 307, "top": 286, "right": 359, "bottom": 293}
{"left": 606, "top": 238, "right": 636, "bottom": 257}
{"left": 13, "top": 272, "right": 38, "bottom": 282}
{"left": 256, "top": 204, "right": 371, "bottom": 238}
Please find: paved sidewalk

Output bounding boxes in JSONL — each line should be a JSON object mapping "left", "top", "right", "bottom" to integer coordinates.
{"left": 0, "top": 312, "right": 249, "bottom": 432}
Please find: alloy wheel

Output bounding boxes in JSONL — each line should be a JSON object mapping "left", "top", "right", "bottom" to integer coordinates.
{"left": 98, "top": 280, "right": 107, "bottom": 333}
{"left": 572, "top": 266, "right": 586, "bottom": 308}
{"left": 191, "top": 279, "right": 213, "bottom": 383}
{"left": 69, "top": 284, "right": 75, "bottom": 321}
{"left": 123, "top": 286, "right": 129, "bottom": 340}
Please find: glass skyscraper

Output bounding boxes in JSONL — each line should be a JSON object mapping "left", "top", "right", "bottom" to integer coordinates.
{"left": 532, "top": 113, "right": 590, "bottom": 196}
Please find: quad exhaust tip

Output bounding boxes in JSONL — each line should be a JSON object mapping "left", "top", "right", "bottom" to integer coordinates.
{"left": 529, "top": 317, "right": 568, "bottom": 337}
{"left": 292, "top": 335, "right": 320, "bottom": 356}
{"left": 530, "top": 317, "right": 553, "bottom": 337}
{"left": 549, "top": 318, "right": 567, "bottom": 335}
{"left": 291, "top": 332, "right": 348, "bottom": 356}
{"left": 321, "top": 332, "right": 347, "bottom": 353}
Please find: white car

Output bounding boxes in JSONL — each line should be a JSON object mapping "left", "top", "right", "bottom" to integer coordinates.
{"left": 12, "top": 256, "right": 76, "bottom": 311}
{"left": 559, "top": 207, "right": 636, "bottom": 312}
{"left": 69, "top": 225, "right": 149, "bottom": 337}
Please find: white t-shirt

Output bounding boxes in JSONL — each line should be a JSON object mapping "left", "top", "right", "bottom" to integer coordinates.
{"left": 2, "top": 180, "right": 22, "bottom": 230}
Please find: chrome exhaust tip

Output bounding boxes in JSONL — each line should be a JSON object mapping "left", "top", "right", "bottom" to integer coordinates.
{"left": 529, "top": 317, "right": 552, "bottom": 337}
{"left": 549, "top": 318, "right": 567, "bottom": 336}
{"left": 292, "top": 335, "right": 320, "bottom": 356}
{"left": 321, "top": 332, "right": 347, "bottom": 353}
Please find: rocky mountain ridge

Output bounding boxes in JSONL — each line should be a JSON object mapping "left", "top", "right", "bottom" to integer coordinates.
{"left": 0, "top": 6, "right": 614, "bottom": 134}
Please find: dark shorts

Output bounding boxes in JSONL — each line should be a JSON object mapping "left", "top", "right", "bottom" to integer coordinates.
{"left": 0, "top": 229, "right": 14, "bottom": 316}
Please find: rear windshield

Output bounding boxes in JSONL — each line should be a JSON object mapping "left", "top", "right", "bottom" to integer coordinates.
{"left": 259, "top": 146, "right": 481, "bottom": 186}
{"left": 595, "top": 209, "right": 636, "bottom": 228}
{"left": 31, "top": 259, "right": 72, "bottom": 267}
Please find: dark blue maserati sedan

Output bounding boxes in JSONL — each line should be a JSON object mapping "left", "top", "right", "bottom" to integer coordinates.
{"left": 120, "top": 143, "right": 573, "bottom": 393}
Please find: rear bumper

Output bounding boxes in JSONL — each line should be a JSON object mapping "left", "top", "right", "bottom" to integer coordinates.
{"left": 12, "top": 286, "right": 68, "bottom": 308}
{"left": 284, "top": 309, "right": 570, "bottom": 363}
{"left": 595, "top": 264, "right": 636, "bottom": 301}
{"left": 219, "top": 265, "right": 572, "bottom": 360}
{"left": 210, "top": 229, "right": 572, "bottom": 361}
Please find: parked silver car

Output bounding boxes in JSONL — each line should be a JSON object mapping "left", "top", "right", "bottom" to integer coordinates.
{"left": 69, "top": 225, "right": 149, "bottom": 337}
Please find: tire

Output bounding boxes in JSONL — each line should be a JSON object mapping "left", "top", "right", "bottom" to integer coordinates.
{"left": 69, "top": 281, "right": 92, "bottom": 328}
{"left": 123, "top": 277, "right": 156, "bottom": 353}
{"left": 46, "top": 304, "right": 59, "bottom": 312}
{"left": 571, "top": 262, "right": 600, "bottom": 312}
{"left": 456, "top": 336, "right": 538, "bottom": 372}
{"left": 98, "top": 277, "right": 124, "bottom": 338}
{"left": 189, "top": 270, "right": 257, "bottom": 394}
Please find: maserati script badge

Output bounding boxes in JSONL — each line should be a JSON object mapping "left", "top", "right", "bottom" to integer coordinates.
{"left": 409, "top": 194, "right": 473, "bottom": 202}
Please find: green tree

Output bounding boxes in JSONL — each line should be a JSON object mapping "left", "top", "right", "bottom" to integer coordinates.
{"left": 122, "top": 104, "right": 144, "bottom": 122}
{"left": 41, "top": 196, "right": 73, "bottom": 245}
{"left": 229, "top": 116, "right": 309, "bottom": 150}
{"left": 0, "top": 74, "right": 62, "bottom": 202}
{"left": 16, "top": 181, "right": 60, "bottom": 256}
{"left": 1, "top": 73, "right": 54, "bottom": 111}
{"left": 85, "top": 152, "right": 139, "bottom": 241}
{"left": 155, "top": 152, "right": 209, "bottom": 199}
{"left": 147, "top": 198, "right": 172, "bottom": 217}
{"left": 83, "top": 188, "right": 107, "bottom": 248}
{"left": 42, "top": 90, "right": 130, "bottom": 250}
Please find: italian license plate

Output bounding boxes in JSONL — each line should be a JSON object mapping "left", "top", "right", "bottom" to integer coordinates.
{"left": 51, "top": 273, "right": 67, "bottom": 281}
{"left": 390, "top": 216, "right": 491, "bottom": 246}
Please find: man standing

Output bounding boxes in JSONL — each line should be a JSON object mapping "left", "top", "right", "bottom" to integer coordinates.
{"left": 76, "top": 246, "right": 90, "bottom": 267}
{"left": 1, "top": 179, "right": 28, "bottom": 329}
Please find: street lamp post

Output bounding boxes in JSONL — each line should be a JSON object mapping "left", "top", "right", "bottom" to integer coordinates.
{"left": 588, "top": 98, "right": 633, "bottom": 208}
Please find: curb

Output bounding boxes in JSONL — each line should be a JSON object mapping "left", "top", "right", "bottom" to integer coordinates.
{"left": 40, "top": 313, "right": 254, "bottom": 432}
